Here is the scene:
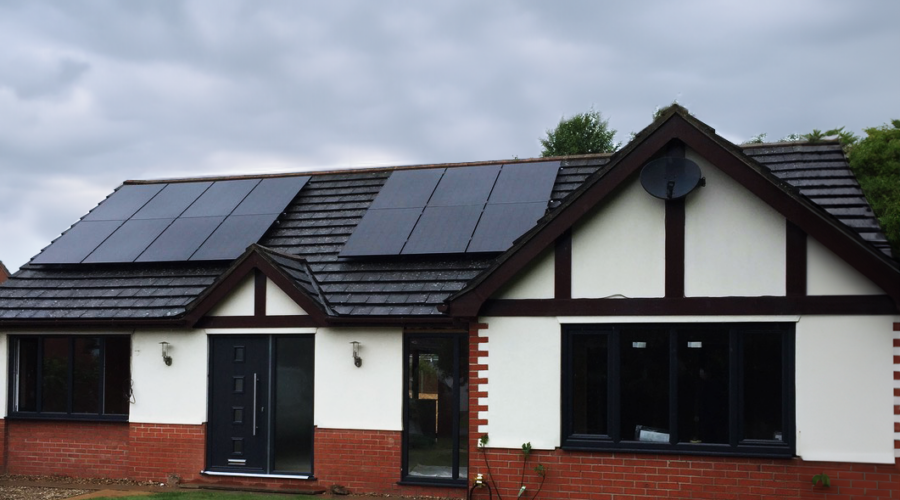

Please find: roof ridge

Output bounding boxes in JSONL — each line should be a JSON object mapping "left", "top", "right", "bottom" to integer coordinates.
{"left": 740, "top": 139, "right": 842, "bottom": 149}
{"left": 124, "top": 154, "right": 613, "bottom": 185}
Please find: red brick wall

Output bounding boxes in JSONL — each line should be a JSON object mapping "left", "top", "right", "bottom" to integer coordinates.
{"left": 470, "top": 449, "right": 900, "bottom": 500}
{"left": 313, "top": 427, "right": 463, "bottom": 498}
{"left": 6, "top": 420, "right": 130, "bottom": 478}
{"left": 0, "top": 419, "right": 6, "bottom": 470}
{"left": 4, "top": 420, "right": 204, "bottom": 482}
{"left": 129, "top": 423, "right": 205, "bottom": 482}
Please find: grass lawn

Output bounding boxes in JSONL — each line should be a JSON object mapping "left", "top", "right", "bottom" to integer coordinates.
{"left": 91, "top": 492, "right": 323, "bottom": 500}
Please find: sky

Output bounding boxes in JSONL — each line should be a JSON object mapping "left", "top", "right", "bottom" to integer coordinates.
{"left": 1, "top": 0, "right": 899, "bottom": 273}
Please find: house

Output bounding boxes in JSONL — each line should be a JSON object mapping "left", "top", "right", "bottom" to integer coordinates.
{"left": 0, "top": 107, "right": 898, "bottom": 499}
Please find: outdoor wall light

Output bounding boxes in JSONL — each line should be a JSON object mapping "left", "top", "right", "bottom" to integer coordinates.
{"left": 160, "top": 341, "right": 173, "bottom": 366}
{"left": 350, "top": 341, "right": 362, "bottom": 368}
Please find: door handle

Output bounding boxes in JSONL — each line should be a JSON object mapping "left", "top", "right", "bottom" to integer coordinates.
{"left": 252, "top": 373, "right": 258, "bottom": 436}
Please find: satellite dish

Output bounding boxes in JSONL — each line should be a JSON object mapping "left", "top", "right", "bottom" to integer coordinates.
{"left": 640, "top": 157, "right": 704, "bottom": 200}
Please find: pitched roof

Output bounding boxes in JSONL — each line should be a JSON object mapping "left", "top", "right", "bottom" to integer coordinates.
{"left": 0, "top": 107, "right": 895, "bottom": 325}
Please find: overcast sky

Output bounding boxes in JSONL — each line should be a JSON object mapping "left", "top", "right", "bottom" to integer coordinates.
{"left": 1, "top": 0, "right": 898, "bottom": 272}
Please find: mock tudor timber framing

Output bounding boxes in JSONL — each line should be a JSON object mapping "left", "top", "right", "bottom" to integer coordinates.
{"left": 443, "top": 107, "right": 900, "bottom": 317}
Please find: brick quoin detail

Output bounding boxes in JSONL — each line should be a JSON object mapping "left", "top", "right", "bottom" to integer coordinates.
{"left": 469, "top": 323, "right": 489, "bottom": 461}
{"left": 4, "top": 420, "right": 205, "bottom": 482}
{"left": 469, "top": 449, "right": 900, "bottom": 500}
{"left": 894, "top": 323, "right": 900, "bottom": 469}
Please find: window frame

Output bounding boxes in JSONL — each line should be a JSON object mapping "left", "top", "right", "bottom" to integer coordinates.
{"left": 7, "top": 335, "right": 131, "bottom": 421}
{"left": 561, "top": 323, "right": 795, "bottom": 457}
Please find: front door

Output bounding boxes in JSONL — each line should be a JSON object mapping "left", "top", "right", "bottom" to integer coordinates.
{"left": 207, "top": 336, "right": 314, "bottom": 476}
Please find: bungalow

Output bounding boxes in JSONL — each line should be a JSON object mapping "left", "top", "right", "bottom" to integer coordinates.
{"left": 1, "top": 107, "right": 898, "bottom": 499}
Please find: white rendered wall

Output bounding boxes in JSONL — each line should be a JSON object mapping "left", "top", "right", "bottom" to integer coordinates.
{"left": 795, "top": 315, "right": 898, "bottom": 463}
{"left": 314, "top": 327, "right": 403, "bottom": 431}
{"left": 209, "top": 274, "right": 254, "bottom": 316}
{"left": 478, "top": 316, "right": 561, "bottom": 449}
{"left": 266, "top": 278, "right": 308, "bottom": 315}
{"left": 130, "top": 329, "right": 209, "bottom": 425}
{"left": 494, "top": 249, "right": 554, "bottom": 299}
{"left": 684, "top": 150, "right": 786, "bottom": 297}
{"left": 807, "top": 237, "right": 884, "bottom": 295}
{"left": 572, "top": 179, "right": 665, "bottom": 298}
{"left": 0, "top": 333, "right": 6, "bottom": 417}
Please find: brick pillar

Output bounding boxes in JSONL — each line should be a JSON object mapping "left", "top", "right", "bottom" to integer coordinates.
{"left": 893, "top": 322, "right": 899, "bottom": 470}
{"left": 468, "top": 322, "right": 489, "bottom": 486}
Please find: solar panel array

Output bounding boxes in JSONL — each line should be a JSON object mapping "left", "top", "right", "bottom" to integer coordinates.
{"left": 340, "top": 161, "right": 560, "bottom": 257}
{"left": 32, "top": 176, "right": 310, "bottom": 264}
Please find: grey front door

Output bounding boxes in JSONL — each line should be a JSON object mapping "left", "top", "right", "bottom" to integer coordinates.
{"left": 207, "top": 335, "right": 315, "bottom": 475}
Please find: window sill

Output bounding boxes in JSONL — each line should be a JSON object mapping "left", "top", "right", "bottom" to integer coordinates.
{"left": 397, "top": 479, "right": 468, "bottom": 489}
{"left": 561, "top": 437, "right": 793, "bottom": 458}
{"left": 6, "top": 413, "right": 129, "bottom": 423}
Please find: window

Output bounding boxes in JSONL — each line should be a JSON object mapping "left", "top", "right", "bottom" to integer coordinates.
{"left": 9, "top": 336, "right": 131, "bottom": 419}
{"left": 561, "top": 324, "right": 794, "bottom": 457}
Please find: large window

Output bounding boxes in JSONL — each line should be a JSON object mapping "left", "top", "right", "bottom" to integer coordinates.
{"left": 562, "top": 324, "right": 794, "bottom": 456}
{"left": 9, "top": 335, "right": 131, "bottom": 419}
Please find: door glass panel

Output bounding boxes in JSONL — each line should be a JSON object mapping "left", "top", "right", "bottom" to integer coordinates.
{"left": 406, "top": 335, "right": 467, "bottom": 480}
{"left": 743, "top": 331, "right": 783, "bottom": 441}
{"left": 677, "top": 328, "right": 729, "bottom": 444}
{"left": 620, "top": 328, "right": 669, "bottom": 442}
{"left": 42, "top": 337, "right": 70, "bottom": 413}
{"left": 15, "top": 338, "right": 39, "bottom": 412}
{"left": 272, "top": 337, "right": 314, "bottom": 473}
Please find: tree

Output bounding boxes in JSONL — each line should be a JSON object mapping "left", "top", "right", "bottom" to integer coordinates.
{"left": 540, "top": 109, "right": 619, "bottom": 157}
{"left": 847, "top": 120, "right": 900, "bottom": 256}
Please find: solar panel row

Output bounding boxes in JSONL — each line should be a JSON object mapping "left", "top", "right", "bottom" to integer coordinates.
{"left": 32, "top": 176, "right": 310, "bottom": 264}
{"left": 340, "top": 161, "right": 560, "bottom": 257}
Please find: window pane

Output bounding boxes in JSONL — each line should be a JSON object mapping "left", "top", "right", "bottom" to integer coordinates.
{"left": 744, "top": 331, "right": 783, "bottom": 441}
{"left": 72, "top": 338, "right": 101, "bottom": 413}
{"left": 272, "top": 336, "right": 314, "bottom": 473}
{"left": 620, "top": 328, "right": 669, "bottom": 442}
{"left": 677, "top": 328, "right": 729, "bottom": 444}
{"left": 42, "top": 338, "right": 70, "bottom": 413}
{"left": 15, "top": 338, "right": 39, "bottom": 412}
{"left": 104, "top": 337, "right": 131, "bottom": 415}
{"left": 572, "top": 334, "right": 608, "bottom": 435}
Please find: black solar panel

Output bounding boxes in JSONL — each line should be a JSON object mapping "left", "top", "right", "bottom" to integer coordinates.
{"left": 182, "top": 179, "right": 260, "bottom": 217}
{"left": 488, "top": 161, "right": 559, "bottom": 204}
{"left": 32, "top": 174, "right": 310, "bottom": 264}
{"left": 83, "top": 184, "right": 165, "bottom": 221}
{"left": 136, "top": 216, "right": 225, "bottom": 262}
{"left": 31, "top": 221, "right": 124, "bottom": 264}
{"left": 83, "top": 219, "right": 173, "bottom": 263}
{"left": 428, "top": 165, "right": 500, "bottom": 207}
{"left": 131, "top": 182, "right": 212, "bottom": 220}
{"left": 402, "top": 205, "right": 483, "bottom": 255}
{"left": 232, "top": 176, "right": 310, "bottom": 216}
{"left": 340, "top": 208, "right": 422, "bottom": 257}
{"left": 467, "top": 202, "right": 547, "bottom": 253}
{"left": 369, "top": 169, "right": 444, "bottom": 209}
{"left": 190, "top": 214, "right": 279, "bottom": 261}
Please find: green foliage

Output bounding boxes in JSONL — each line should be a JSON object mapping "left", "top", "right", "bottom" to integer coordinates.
{"left": 652, "top": 100, "right": 688, "bottom": 120}
{"left": 479, "top": 433, "right": 490, "bottom": 448}
{"left": 811, "top": 473, "right": 831, "bottom": 487}
{"left": 521, "top": 441, "right": 532, "bottom": 457}
{"left": 781, "top": 127, "right": 858, "bottom": 151}
{"left": 848, "top": 120, "right": 900, "bottom": 256}
{"left": 540, "top": 109, "right": 619, "bottom": 157}
{"left": 744, "top": 133, "right": 768, "bottom": 144}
